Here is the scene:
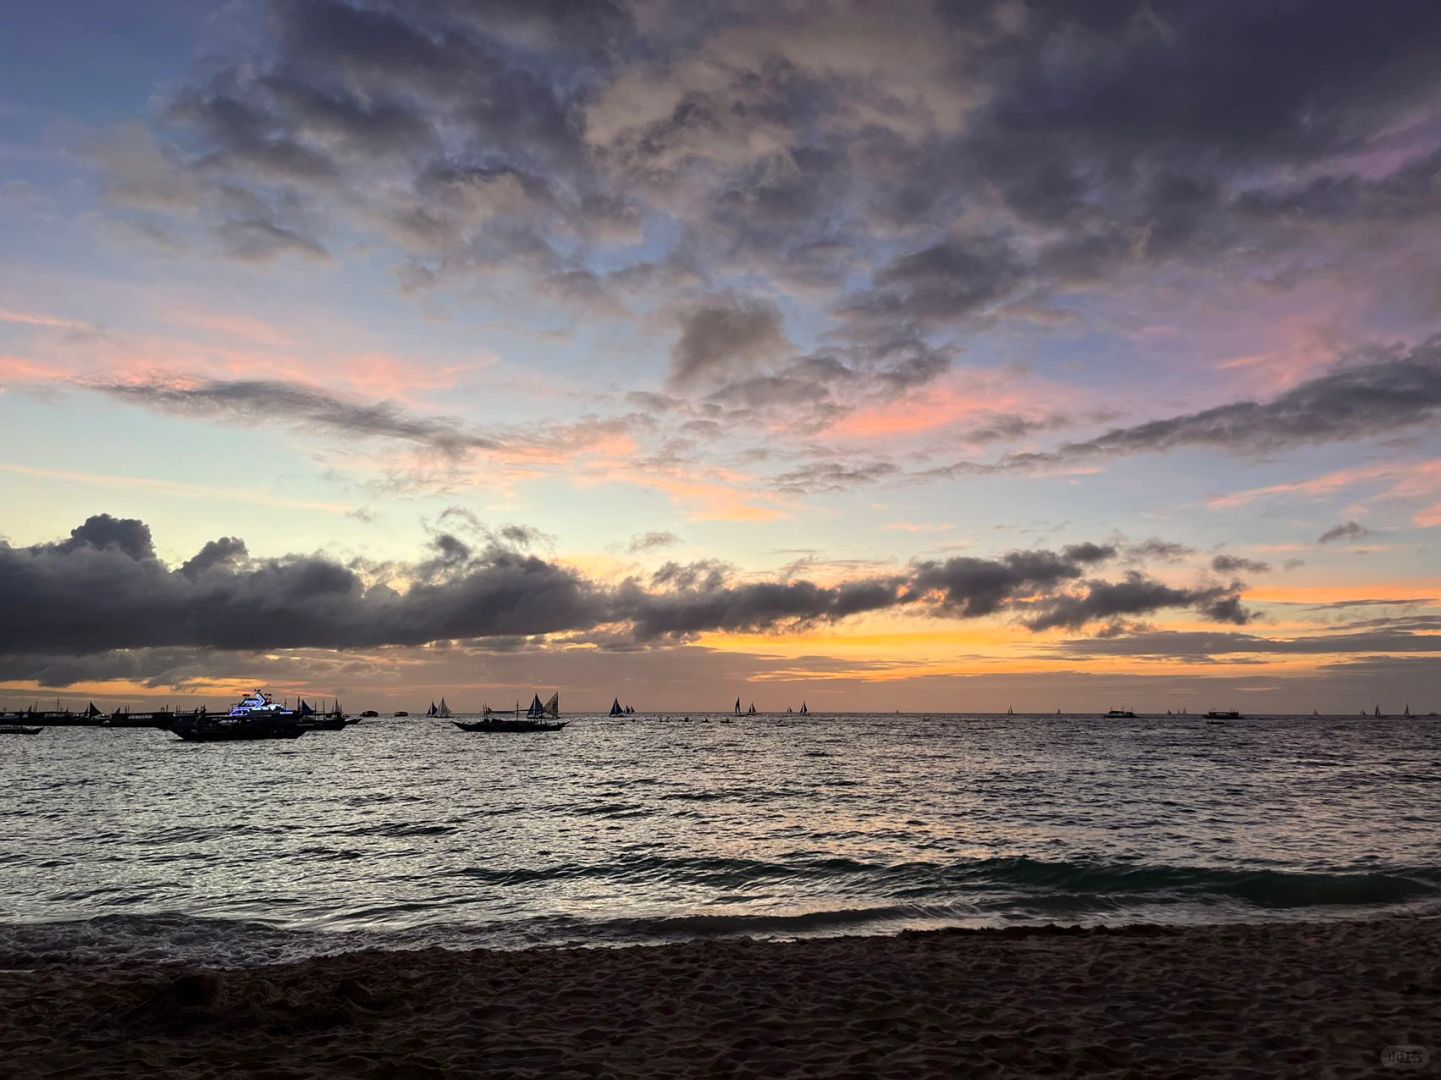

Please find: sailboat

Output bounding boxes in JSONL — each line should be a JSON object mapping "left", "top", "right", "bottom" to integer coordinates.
{"left": 610, "top": 697, "right": 624, "bottom": 717}
{"left": 746, "top": 702, "right": 757, "bottom": 715}
{"left": 1006, "top": 706, "right": 1014, "bottom": 716}
{"left": 1374, "top": 705, "right": 1382, "bottom": 717}
{"left": 734, "top": 697, "right": 743, "bottom": 717}
{"left": 437, "top": 698, "right": 453, "bottom": 719}
{"left": 426, "top": 701, "right": 438, "bottom": 717}
{"left": 785, "top": 706, "right": 793, "bottom": 715}
{"left": 1404, "top": 703, "right": 1411, "bottom": 717}
{"left": 454, "top": 691, "right": 565, "bottom": 733}
{"left": 799, "top": 702, "right": 808, "bottom": 716}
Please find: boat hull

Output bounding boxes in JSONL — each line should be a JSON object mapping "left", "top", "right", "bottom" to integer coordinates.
{"left": 0, "top": 726, "right": 42, "bottom": 735}
{"left": 451, "top": 719, "right": 567, "bottom": 733}
{"left": 171, "top": 719, "right": 306, "bottom": 742}
{"left": 299, "top": 717, "right": 348, "bottom": 732}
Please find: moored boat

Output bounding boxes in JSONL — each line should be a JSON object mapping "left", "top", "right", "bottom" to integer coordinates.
{"left": 453, "top": 692, "right": 566, "bottom": 733}
{"left": 170, "top": 690, "right": 306, "bottom": 742}
{"left": 0, "top": 724, "right": 42, "bottom": 735}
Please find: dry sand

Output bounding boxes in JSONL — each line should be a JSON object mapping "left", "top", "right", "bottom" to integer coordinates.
{"left": 1, "top": 917, "right": 1436, "bottom": 1078}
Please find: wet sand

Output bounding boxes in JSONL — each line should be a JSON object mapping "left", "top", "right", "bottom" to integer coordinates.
{"left": 1, "top": 917, "right": 1436, "bottom": 1078}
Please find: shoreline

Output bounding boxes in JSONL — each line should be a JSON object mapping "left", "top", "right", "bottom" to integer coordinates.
{"left": 2, "top": 915, "right": 1436, "bottom": 1078}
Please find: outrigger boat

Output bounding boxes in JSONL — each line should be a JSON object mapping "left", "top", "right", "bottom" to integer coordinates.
{"left": 453, "top": 692, "right": 566, "bottom": 733}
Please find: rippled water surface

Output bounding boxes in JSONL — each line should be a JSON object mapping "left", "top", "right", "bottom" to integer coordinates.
{"left": 2, "top": 713, "right": 1439, "bottom": 965}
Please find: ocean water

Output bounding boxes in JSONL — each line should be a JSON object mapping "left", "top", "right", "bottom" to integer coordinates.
{"left": 1, "top": 713, "right": 1438, "bottom": 968}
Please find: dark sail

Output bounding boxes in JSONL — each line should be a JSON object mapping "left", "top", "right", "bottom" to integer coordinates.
{"left": 527, "top": 694, "right": 545, "bottom": 719}
{"left": 610, "top": 698, "right": 624, "bottom": 716}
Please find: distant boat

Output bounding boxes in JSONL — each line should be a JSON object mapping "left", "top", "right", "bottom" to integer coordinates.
{"left": 0, "top": 725, "right": 42, "bottom": 735}
{"left": 1006, "top": 706, "right": 1014, "bottom": 716}
{"left": 394, "top": 711, "right": 409, "bottom": 717}
{"left": 1374, "top": 705, "right": 1382, "bottom": 717}
{"left": 734, "top": 697, "right": 743, "bottom": 717}
{"left": 1312, "top": 709, "right": 1319, "bottom": 717}
{"left": 799, "top": 702, "right": 809, "bottom": 716}
{"left": 1205, "top": 710, "right": 1242, "bottom": 720}
{"left": 359, "top": 710, "right": 379, "bottom": 718}
{"left": 747, "top": 702, "right": 757, "bottom": 715}
{"left": 1104, "top": 708, "right": 1135, "bottom": 718}
{"left": 454, "top": 691, "right": 565, "bottom": 733}
{"left": 427, "top": 701, "right": 438, "bottom": 717}
{"left": 610, "top": 697, "right": 624, "bottom": 717}
{"left": 1404, "top": 704, "right": 1411, "bottom": 717}
{"left": 785, "top": 706, "right": 793, "bottom": 714}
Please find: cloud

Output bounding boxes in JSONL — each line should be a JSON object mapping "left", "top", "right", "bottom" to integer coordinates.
{"left": 668, "top": 295, "right": 789, "bottom": 389}
{"left": 1318, "top": 520, "right": 1371, "bottom": 545}
{"left": 1053, "top": 339, "right": 1441, "bottom": 460}
{"left": 627, "top": 531, "right": 681, "bottom": 553}
{"left": 0, "top": 516, "right": 1256, "bottom": 675}
{"left": 1211, "top": 554, "right": 1271, "bottom": 574}
{"left": 1023, "top": 572, "right": 1254, "bottom": 632}
{"left": 86, "top": 376, "right": 502, "bottom": 460}
{"left": 1054, "top": 628, "right": 1441, "bottom": 661}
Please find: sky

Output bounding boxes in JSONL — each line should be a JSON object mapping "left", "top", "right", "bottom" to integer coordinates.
{"left": 1, "top": 0, "right": 1439, "bottom": 713}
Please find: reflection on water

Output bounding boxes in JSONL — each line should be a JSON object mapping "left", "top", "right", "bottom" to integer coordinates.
{"left": 1, "top": 713, "right": 1438, "bottom": 964}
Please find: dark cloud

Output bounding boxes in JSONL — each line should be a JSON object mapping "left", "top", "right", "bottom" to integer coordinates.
{"left": 627, "top": 531, "right": 681, "bottom": 553}
{"left": 1126, "top": 539, "right": 1195, "bottom": 562}
{"left": 1055, "top": 628, "right": 1441, "bottom": 661}
{"left": 1055, "top": 339, "right": 1441, "bottom": 459}
{"left": 668, "top": 295, "right": 789, "bottom": 389}
{"left": 930, "top": 339, "right": 1441, "bottom": 478}
{"left": 1211, "top": 554, "right": 1271, "bottom": 574}
{"left": 86, "top": 377, "right": 502, "bottom": 460}
{"left": 841, "top": 236, "right": 1028, "bottom": 329}
{"left": 1024, "top": 572, "right": 1253, "bottom": 632}
{"left": 1318, "top": 520, "right": 1371, "bottom": 545}
{"left": 0, "top": 517, "right": 1259, "bottom": 676}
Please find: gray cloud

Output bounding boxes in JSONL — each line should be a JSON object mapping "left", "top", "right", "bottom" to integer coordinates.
{"left": 1055, "top": 628, "right": 1441, "bottom": 661}
{"left": 1318, "top": 520, "right": 1371, "bottom": 545}
{"left": 669, "top": 295, "right": 789, "bottom": 389}
{"left": 770, "top": 459, "right": 900, "bottom": 496}
{"left": 1024, "top": 573, "right": 1254, "bottom": 632}
{"left": 627, "top": 531, "right": 681, "bottom": 553}
{"left": 86, "top": 376, "right": 502, "bottom": 460}
{"left": 0, "top": 517, "right": 1255, "bottom": 676}
{"left": 1055, "top": 339, "right": 1441, "bottom": 459}
{"left": 1212, "top": 554, "right": 1271, "bottom": 574}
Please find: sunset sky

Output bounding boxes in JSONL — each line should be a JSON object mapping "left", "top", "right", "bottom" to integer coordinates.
{"left": 2, "top": 0, "right": 1439, "bottom": 712}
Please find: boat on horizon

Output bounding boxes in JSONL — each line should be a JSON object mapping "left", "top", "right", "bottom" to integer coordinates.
{"left": 1104, "top": 708, "right": 1136, "bottom": 718}
{"left": 453, "top": 692, "right": 565, "bottom": 733}
{"left": 1205, "top": 710, "right": 1242, "bottom": 720}
{"left": 426, "top": 698, "right": 454, "bottom": 719}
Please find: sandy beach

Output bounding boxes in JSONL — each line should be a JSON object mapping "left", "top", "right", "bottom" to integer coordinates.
{"left": 1, "top": 916, "right": 1435, "bottom": 1078}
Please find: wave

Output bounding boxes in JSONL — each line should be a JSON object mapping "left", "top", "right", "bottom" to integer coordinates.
{"left": 4, "top": 857, "right": 1437, "bottom": 969}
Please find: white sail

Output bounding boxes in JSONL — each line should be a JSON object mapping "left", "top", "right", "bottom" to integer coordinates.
{"left": 438, "top": 697, "right": 453, "bottom": 718}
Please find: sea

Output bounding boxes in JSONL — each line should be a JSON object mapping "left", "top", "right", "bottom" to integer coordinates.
{"left": 2, "top": 712, "right": 1438, "bottom": 968}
